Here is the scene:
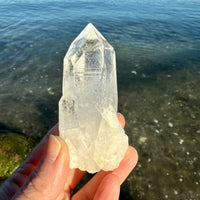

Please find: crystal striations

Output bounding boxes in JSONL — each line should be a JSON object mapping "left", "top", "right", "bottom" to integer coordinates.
{"left": 59, "top": 23, "right": 128, "bottom": 173}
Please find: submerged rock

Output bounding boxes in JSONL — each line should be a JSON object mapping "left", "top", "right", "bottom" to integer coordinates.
{"left": 0, "top": 132, "right": 37, "bottom": 185}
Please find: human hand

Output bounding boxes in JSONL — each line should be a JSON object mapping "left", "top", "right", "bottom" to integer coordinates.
{"left": 0, "top": 113, "right": 138, "bottom": 200}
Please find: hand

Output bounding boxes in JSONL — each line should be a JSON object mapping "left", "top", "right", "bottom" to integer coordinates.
{"left": 0, "top": 113, "right": 138, "bottom": 200}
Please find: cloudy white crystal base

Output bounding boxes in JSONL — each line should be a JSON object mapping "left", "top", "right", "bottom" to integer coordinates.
{"left": 59, "top": 106, "right": 128, "bottom": 173}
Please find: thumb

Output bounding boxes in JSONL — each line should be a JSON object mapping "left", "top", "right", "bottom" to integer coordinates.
{"left": 13, "top": 135, "right": 70, "bottom": 200}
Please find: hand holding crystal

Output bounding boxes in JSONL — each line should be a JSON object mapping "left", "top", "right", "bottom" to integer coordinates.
{"left": 0, "top": 114, "right": 138, "bottom": 200}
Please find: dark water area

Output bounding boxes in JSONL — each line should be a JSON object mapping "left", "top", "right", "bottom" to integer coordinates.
{"left": 0, "top": 0, "right": 200, "bottom": 199}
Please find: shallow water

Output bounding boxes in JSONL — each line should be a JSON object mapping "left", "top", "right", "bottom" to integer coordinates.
{"left": 0, "top": 0, "right": 200, "bottom": 199}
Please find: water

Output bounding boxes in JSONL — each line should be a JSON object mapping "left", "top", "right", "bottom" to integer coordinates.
{"left": 0, "top": 0, "right": 200, "bottom": 199}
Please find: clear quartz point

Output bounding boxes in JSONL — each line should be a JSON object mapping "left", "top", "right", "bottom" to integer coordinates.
{"left": 59, "top": 23, "right": 128, "bottom": 173}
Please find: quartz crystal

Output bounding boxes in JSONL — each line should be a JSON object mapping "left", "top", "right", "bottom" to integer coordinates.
{"left": 59, "top": 23, "right": 128, "bottom": 173}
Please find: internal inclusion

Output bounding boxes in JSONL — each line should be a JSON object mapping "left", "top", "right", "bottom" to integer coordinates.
{"left": 59, "top": 23, "right": 128, "bottom": 173}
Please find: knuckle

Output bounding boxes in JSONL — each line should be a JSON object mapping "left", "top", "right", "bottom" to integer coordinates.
{"left": 25, "top": 169, "right": 47, "bottom": 197}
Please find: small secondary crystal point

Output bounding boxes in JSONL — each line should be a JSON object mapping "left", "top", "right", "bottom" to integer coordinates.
{"left": 59, "top": 23, "right": 129, "bottom": 173}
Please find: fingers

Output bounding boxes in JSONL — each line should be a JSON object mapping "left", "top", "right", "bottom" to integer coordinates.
{"left": 13, "top": 135, "right": 70, "bottom": 200}
{"left": 93, "top": 174, "right": 120, "bottom": 200}
{"left": 117, "top": 113, "right": 125, "bottom": 128}
{"left": 111, "top": 146, "right": 138, "bottom": 184}
{"left": 72, "top": 146, "right": 138, "bottom": 200}
{"left": 0, "top": 125, "right": 59, "bottom": 199}
{"left": 11, "top": 112, "right": 123, "bottom": 193}
{"left": 4, "top": 112, "right": 128, "bottom": 200}
{"left": 64, "top": 168, "right": 86, "bottom": 195}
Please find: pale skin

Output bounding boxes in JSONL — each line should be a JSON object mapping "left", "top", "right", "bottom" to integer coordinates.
{"left": 0, "top": 113, "right": 138, "bottom": 200}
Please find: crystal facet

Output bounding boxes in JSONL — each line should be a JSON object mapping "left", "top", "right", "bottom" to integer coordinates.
{"left": 59, "top": 23, "right": 128, "bottom": 173}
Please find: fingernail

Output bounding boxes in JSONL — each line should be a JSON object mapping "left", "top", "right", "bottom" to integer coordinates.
{"left": 46, "top": 135, "right": 61, "bottom": 162}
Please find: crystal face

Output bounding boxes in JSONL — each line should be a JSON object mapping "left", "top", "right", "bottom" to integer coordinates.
{"left": 59, "top": 23, "right": 128, "bottom": 173}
